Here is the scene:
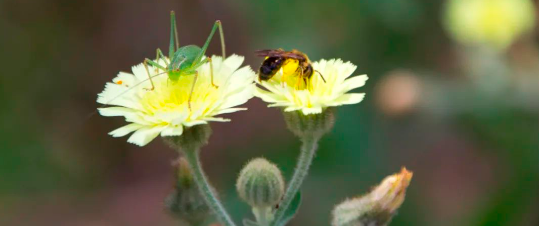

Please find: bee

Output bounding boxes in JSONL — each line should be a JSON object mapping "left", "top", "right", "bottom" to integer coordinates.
{"left": 255, "top": 49, "right": 326, "bottom": 88}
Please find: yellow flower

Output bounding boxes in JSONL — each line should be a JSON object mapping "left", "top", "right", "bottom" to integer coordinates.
{"left": 255, "top": 59, "right": 368, "bottom": 115}
{"left": 97, "top": 55, "right": 256, "bottom": 146}
{"left": 444, "top": 0, "right": 536, "bottom": 50}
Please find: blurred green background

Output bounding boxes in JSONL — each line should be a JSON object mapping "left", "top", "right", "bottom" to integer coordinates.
{"left": 1, "top": 0, "right": 538, "bottom": 225}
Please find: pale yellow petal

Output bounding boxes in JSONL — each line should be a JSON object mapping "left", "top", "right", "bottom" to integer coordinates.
{"left": 127, "top": 126, "right": 164, "bottom": 146}
{"left": 338, "top": 75, "right": 369, "bottom": 93}
{"left": 161, "top": 126, "right": 184, "bottom": 137}
{"left": 98, "top": 107, "right": 136, "bottom": 117}
{"left": 329, "top": 93, "right": 366, "bottom": 106}
{"left": 109, "top": 123, "right": 144, "bottom": 137}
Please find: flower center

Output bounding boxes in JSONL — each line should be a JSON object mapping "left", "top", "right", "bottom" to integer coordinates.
{"left": 139, "top": 73, "right": 218, "bottom": 115}
{"left": 275, "top": 60, "right": 311, "bottom": 91}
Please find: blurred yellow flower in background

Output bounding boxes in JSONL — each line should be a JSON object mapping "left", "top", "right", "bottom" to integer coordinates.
{"left": 444, "top": 0, "right": 536, "bottom": 50}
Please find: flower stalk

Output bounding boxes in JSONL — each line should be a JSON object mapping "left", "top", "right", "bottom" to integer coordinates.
{"left": 184, "top": 150, "right": 237, "bottom": 226}
{"left": 271, "top": 134, "right": 319, "bottom": 225}
{"left": 165, "top": 125, "right": 237, "bottom": 226}
{"left": 253, "top": 207, "right": 272, "bottom": 226}
{"left": 271, "top": 109, "right": 334, "bottom": 226}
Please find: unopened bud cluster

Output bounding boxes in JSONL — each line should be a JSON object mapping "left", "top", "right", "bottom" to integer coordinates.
{"left": 165, "top": 158, "right": 210, "bottom": 225}
{"left": 236, "top": 158, "right": 285, "bottom": 208}
{"left": 332, "top": 168, "right": 413, "bottom": 226}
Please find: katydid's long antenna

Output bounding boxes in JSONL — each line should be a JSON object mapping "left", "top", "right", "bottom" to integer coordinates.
{"left": 101, "top": 71, "right": 168, "bottom": 107}
{"left": 169, "top": 11, "right": 176, "bottom": 59}
{"left": 67, "top": 71, "right": 169, "bottom": 141}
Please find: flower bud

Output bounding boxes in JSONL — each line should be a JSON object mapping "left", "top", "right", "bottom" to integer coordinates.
{"left": 332, "top": 168, "right": 413, "bottom": 226}
{"left": 236, "top": 158, "right": 285, "bottom": 208}
{"left": 283, "top": 108, "right": 335, "bottom": 139}
{"left": 165, "top": 157, "right": 210, "bottom": 225}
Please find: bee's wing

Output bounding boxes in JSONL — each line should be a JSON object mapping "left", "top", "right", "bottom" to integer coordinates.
{"left": 277, "top": 52, "right": 306, "bottom": 60}
{"left": 255, "top": 49, "right": 305, "bottom": 60}
{"left": 255, "top": 49, "right": 279, "bottom": 57}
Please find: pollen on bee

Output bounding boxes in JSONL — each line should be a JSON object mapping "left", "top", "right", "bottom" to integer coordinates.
{"left": 282, "top": 59, "right": 299, "bottom": 75}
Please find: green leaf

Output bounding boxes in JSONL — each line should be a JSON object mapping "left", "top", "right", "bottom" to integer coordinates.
{"left": 243, "top": 219, "right": 260, "bottom": 226}
{"left": 275, "top": 192, "right": 302, "bottom": 226}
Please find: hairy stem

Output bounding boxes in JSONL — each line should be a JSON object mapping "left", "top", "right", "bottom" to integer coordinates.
{"left": 271, "top": 135, "right": 319, "bottom": 225}
{"left": 253, "top": 207, "right": 270, "bottom": 226}
{"left": 184, "top": 150, "right": 237, "bottom": 226}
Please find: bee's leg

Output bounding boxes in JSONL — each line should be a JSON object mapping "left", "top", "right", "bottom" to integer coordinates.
{"left": 188, "top": 72, "right": 199, "bottom": 111}
{"left": 294, "top": 72, "right": 301, "bottom": 89}
{"left": 209, "top": 57, "right": 218, "bottom": 88}
{"left": 296, "top": 69, "right": 304, "bottom": 89}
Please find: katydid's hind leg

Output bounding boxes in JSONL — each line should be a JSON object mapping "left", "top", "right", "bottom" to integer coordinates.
{"left": 174, "top": 16, "right": 179, "bottom": 50}
{"left": 216, "top": 20, "right": 226, "bottom": 58}
{"left": 169, "top": 11, "right": 178, "bottom": 59}
{"left": 143, "top": 59, "right": 156, "bottom": 90}
{"left": 188, "top": 72, "right": 199, "bottom": 111}
{"left": 195, "top": 21, "right": 221, "bottom": 63}
{"left": 208, "top": 57, "right": 218, "bottom": 88}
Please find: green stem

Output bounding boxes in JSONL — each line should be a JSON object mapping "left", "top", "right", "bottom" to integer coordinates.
{"left": 184, "top": 150, "right": 237, "bottom": 226}
{"left": 259, "top": 209, "right": 268, "bottom": 226}
{"left": 271, "top": 135, "right": 319, "bottom": 225}
{"left": 253, "top": 207, "right": 269, "bottom": 226}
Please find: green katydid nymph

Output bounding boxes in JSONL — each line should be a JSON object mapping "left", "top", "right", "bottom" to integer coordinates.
{"left": 143, "top": 11, "right": 226, "bottom": 110}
